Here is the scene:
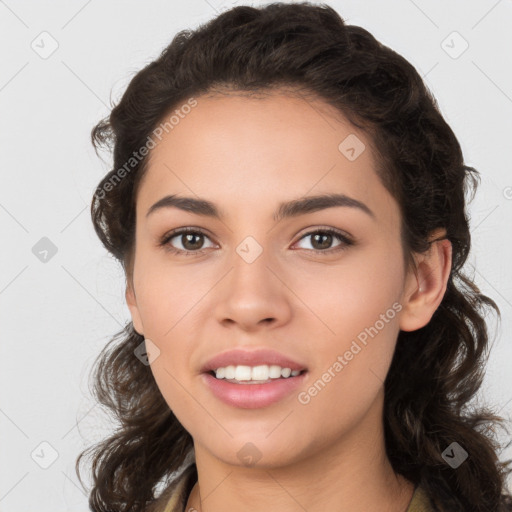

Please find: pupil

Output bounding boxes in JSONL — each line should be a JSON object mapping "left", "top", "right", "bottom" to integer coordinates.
{"left": 183, "top": 233, "right": 203, "bottom": 250}
{"left": 313, "top": 233, "right": 331, "bottom": 250}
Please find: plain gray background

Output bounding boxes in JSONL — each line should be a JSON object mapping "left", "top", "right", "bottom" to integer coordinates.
{"left": 1, "top": 0, "right": 511, "bottom": 510}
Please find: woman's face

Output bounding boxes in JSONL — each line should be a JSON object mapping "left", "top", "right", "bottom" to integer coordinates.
{"left": 126, "top": 90, "right": 423, "bottom": 469}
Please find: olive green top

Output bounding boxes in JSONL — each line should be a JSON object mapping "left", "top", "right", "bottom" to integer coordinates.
{"left": 158, "top": 465, "right": 434, "bottom": 512}
{"left": 407, "top": 485, "right": 435, "bottom": 512}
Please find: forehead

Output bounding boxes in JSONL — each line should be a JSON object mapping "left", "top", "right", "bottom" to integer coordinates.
{"left": 137, "top": 90, "right": 398, "bottom": 227}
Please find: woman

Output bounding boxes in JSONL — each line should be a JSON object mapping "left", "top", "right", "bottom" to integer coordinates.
{"left": 77, "top": 3, "right": 512, "bottom": 511}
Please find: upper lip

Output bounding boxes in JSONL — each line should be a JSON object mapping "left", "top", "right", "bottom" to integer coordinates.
{"left": 201, "top": 348, "right": 307, "bottom": 373}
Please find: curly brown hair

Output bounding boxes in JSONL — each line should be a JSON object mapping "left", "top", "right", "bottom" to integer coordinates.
{"left": 76, "top": 3, "right": 512, "bottom": 511}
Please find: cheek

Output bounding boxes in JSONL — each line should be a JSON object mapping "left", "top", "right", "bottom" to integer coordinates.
{"left": 130, "top": 260, "right": 205, "bottom": 406}
{"left": 290, "top": 277, "right": 401, "bottom": 446}
{"left": 132, "top": 276, "right": 200, "bottom": 370}
{"left": 291, "top": 245, "right": 404, "bottom": 343}
{"left": 292, "top": 247, "right": 403, "bottom": 402}
{"left": 133, "top": 249, "right": 213, "bottom": 330}
{"left": 150, "top": 356, "right": 192, "bottom": 408}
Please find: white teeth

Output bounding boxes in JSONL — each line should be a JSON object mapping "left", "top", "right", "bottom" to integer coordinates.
{"left": 213, "top": 364, "right": 302, "bottom": 381}
{"left": 269, "top": 365, "right": 282, "bottom": 379}
{"left": 234, "top": 365, "right": 252, "bottom": 380}
{"left": 225, "top": 365, "right": 236, "bottom": 379}
{"left": 281, "top": 367, "right": 291, "bottom": 378}
{"left": 252, "top": 365, "right": 269, "bottom": 380}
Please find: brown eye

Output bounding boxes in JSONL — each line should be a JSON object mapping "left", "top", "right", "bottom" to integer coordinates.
{"left": 294, "top": 228, "right": 354, "bottom": 254}
{"left": 160, "top": 228, "right": 215, "bottom": 255}
{"left": 179, "top": 232, "right": 205, "bottom": 251}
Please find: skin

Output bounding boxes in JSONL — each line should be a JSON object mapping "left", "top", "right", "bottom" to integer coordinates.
{"left": 125, "top": 89, "right": 452, "bottom": 512}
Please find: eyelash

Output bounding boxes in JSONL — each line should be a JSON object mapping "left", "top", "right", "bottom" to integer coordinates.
{"left": 159, "top": 226, "right": 354, "bottom": 257}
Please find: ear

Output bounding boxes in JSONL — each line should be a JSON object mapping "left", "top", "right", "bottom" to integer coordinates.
{"left": 125, "top": 281, "right": 145, "bottom": 336}
{"left": 399, "top": 228, "right": 452, "bottom": 332}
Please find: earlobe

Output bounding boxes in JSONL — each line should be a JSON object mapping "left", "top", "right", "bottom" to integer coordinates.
{"left": 399, "top": 231, "right": 452, "bottom": 332}
{"left": 125, "top": 284, "right": 145, "bottom": 336}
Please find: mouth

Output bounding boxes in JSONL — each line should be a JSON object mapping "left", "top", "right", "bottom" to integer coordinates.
{"left": 206, "top": 366, "right": 308, "bottom": 384}
{"left": 206, "top": 370, "right": 307, "bottom": 384}
{"left": 201, "top": 366, "right": 309, "bottom": 409}
{"left": 199, "top": 348, "right": 308, "bottom": 407}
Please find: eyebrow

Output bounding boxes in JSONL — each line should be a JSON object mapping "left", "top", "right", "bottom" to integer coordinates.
{"left": 146, "top": 193, "right": 375, "bottom": 222}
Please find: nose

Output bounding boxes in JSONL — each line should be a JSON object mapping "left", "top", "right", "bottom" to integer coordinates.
{"left": 212, "top": 247, "right": 293, "bottom": 332}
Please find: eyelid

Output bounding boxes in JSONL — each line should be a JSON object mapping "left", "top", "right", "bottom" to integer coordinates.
{"left": 292, "top": 226, "right": 354, "bottom": 253}
{"left": 159, "top": 225, "right": 354, "bottom": 256}
{"left": 159, "top": 226, "right": 218, "bottom": 253}
{"left": 294, "top": 224, "right": 352, "bottom": 242}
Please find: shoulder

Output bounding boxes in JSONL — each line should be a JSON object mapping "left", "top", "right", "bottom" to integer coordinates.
{"left": 407, "top": 484, "right": 436, "bottom": 512}
{"left": 146, "top": 463, "right": 197, "bottom": 512}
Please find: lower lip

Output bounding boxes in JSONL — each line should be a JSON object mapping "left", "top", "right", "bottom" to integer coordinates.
{"left": 201, "top": 371, "right": 308, "bottom": 409}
